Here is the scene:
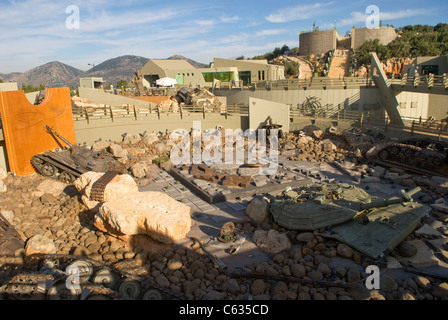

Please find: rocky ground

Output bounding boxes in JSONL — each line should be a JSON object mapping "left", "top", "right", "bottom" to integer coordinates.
{"left": 0, "top": 126, "right": 448, "bottom": 301}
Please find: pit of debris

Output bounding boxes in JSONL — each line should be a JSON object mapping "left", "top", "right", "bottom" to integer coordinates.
{"left": 0, "top": 125, "right": 448, "bottom": 301}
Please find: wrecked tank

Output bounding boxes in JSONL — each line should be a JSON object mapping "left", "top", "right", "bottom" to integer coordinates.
{"left": 270, "top": 183, "right": 372, "bottom": 230}
{"left": 322, "top": 186, "right": 431, "bottom": 259}
{"left": 31, "top": 125, "right": 124, "bottom": 183}
{"left": 366, "top": 137, "right": 448, "bottom": 177}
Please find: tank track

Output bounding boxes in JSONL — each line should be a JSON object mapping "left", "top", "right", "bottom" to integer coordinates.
{"left": 89, "top": 171, "right": 120, "bottom": 202}
{"left": 2, "top": 254, "right": 186, "bottom": 300}
{"left": 366, "top": 141, "right": 448, "bottom": 177}
{"left": 31, "top": 153, "right": 87, "bottom": 183}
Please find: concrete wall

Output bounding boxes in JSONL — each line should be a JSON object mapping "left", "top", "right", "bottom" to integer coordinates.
{"left": 416, "top": 56, "right": 448, "bottom": 75}
{"left": 396, "top": 91, "right": 430, "bottom": 120}
{"left": 215, "top": 86, "right": 382, "bottom": 113}
{"left": 299, "top": 30, "right": 338, "bottom": 56}
{"left": 428, "top": 93, "right": 448, "bottom": 120}
{"left": 73, "top": 112, "right": 247, "bottom": 146}
{"left": 0, "top": 83, "right": 18, "bottom": 91}
{"left": 79, "top": 87, "right": 158, "bottom": 108}
{"left": 351, "top": 27, "right": 397, "bottom": 50}
{"left": 249, "top": 97, "right": 290, "bottom": 132}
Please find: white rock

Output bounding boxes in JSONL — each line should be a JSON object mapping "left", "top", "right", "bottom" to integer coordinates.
{"left": 74, "top": 172, "right": 139, "bottom": 211}
{"left": 0, "top": 180, "right": 6, "bottom": 193}
{"left": 252, "top": 229, "right": 291, "bottom": 254}
{"left": 34, "top": 179, "right": 67, "bottom": 197}
{"left": 123, "top": 133, "right": 141, "bottom": 144}
{"left": 25, "top": 234, "right": 56, "bottom": 256}
{"left": 97, "top": 191, "right": 191, "bottom": 244}
{"left": 0, "top": 165, "right": 7, "bottom": 180}
{"left": 74, "top": 172, "right": 138, "bottom": 200}
{"left": 108, "top": 143, "right": 128, "bottom": 159}
{"left": 142, "top": 133, "right": 159, "bottom": 146}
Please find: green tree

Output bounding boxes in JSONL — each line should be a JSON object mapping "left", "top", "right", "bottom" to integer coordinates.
{"left": 117, "top": 80, "right": 128, "bottom": 88}
{"left": 284, "top": 60, "right": 298, "bottom": 76}
{"left": 21, "top": 83, "right": 45, "bottom": 93}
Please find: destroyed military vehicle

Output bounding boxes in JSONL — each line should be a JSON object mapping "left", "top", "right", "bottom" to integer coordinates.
{"left": 366, "top": 137, "right": 448, "bottom": 177}
{"left": 270, "top": 183, "right": 372, "bottom": 230}
{"left": 31, "top": 125, "right": 124, "bottom": 183}
{"left": 270, "top": 183, "right": 431, "bottom": 259}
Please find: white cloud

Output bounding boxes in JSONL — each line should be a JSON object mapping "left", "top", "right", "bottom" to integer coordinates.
{"left": 265, "top": 2, "right": 334, "bottom": 23}
{"left": 255, "top": 29, "right": 287, "bottom": 37}
{"left": 338, "top": 8, "right": 431, "bottom": 27}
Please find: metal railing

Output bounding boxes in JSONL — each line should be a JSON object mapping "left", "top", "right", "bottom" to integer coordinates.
{"left": 389, "top": 73, "right": 448, "bottom": 91}
{"left": 216, "top": 76, "right": 375, "bottom": 91}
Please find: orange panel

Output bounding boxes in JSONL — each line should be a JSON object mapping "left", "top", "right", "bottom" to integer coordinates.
{"left": 0, "top": 88, "right": 75, "bottom": 176}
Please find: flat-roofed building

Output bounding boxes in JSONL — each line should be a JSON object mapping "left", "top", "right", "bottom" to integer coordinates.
{"left": 211, "top": 58, "right": 285, "bottom": 84}
{"left": 79, "top": 77, "right": 104, "bottom": 89}
{"left": 140, "top": 58, "right": 285, "bottom": 88}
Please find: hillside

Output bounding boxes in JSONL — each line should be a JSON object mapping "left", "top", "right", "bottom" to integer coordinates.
{"left": 71, "top": 55, "right": 149, "bottom": 86}
{"left": 0, "top": 54, "right": 207, "bottom": 89}
{"left": 166, "top": 55, "right": 208, "bottom": 68}
{"left": 4, "top": 61, "right": 83, "bottom": 88}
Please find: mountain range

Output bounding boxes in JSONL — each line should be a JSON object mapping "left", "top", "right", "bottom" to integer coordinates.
{"left": 0, "top": 55, "right": 208, "bottom": 88}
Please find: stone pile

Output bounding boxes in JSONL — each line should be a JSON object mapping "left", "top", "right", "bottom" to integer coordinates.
{"left": 0, "top": 171, "right": 447, "bottom": 300}
{"left": 281, "top": 125, "right": 374, "bottom": 164}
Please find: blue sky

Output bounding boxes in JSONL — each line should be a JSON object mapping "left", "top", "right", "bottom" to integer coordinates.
{"left": 0, "top": 0, "right": 447, "bottom": 73}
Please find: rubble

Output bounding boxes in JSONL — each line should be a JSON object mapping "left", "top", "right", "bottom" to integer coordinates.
{"left": 1, "top": 124, "right": 448, "bottom": 302}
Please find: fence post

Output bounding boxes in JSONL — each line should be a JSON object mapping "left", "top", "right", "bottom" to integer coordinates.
{"left": 225, "top": 104, "right": 228, "bottom": 119}
{"left": 133, "top": 105, "right": 137, "bottom": 120}
{"left": 109, "top": 105, "right": 114, "bottom": 122}
{"left": 360, "top": 112, "right": 364, "bottom": 130}
{"left": 180, "top": 104, "right": 183, "bottom": 119}
{"left": 439, "top": 124, "right": 443, "bottom": 141}
{"left": 85, "top": 108, "right": 90, "bottom": 124}
{"left": 127, "top": 104, "right": 130, "bottom": 114}
{"left": 157, "top": 104, "right": 160, "bottom": 120}
{"left": 411, "top": 120, "right": 415, "bottom": 135}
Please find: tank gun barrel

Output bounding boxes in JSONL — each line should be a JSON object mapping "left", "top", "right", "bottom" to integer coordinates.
{"left": 359, "top": 187, "right": 421, "bottom": 211}
{"left": 45, "top": 125, "right": 75, "bottom": 147}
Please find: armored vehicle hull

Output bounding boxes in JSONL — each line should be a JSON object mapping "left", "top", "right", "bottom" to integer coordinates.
{"left": 31, "top": 125, "right": 124, "bottom": 183}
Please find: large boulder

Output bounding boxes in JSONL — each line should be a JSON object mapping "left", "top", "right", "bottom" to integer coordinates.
{"left": 25, "top": 234, "right": 56, "bottom": 256}
{"left": 95, "top": 191, "right": 191, "bottom": 244}
{"left": 74, "top": 172, "right": 139, "bottom": 210}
